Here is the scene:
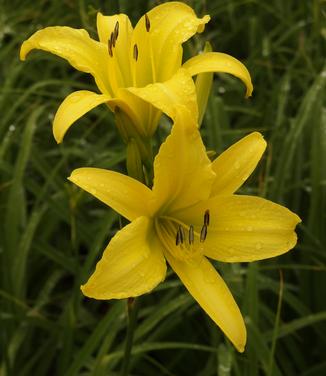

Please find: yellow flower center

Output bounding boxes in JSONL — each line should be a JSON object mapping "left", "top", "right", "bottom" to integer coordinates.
{"left": 154, "top": 215, "right": 207, "bottom": 261}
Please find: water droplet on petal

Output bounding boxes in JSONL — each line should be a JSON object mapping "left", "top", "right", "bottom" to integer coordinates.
{"left": 203, "top": 266, "right": 216, "bottom": 284}
{"left": 255, "top": 242, "right": 262, "bottom": 250}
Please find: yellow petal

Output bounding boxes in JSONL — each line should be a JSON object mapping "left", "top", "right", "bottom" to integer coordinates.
{"left": 113, "top": 89, "right": 160, "bottom": 137}
{"left": 82, "top": 216, "right": 166, "bottom": 299}
{"left": 183, "top": 52, "right": 253, "bottom": 97}
{"left": 68, "top": 167, "right": 153, "bottom": 221}
{"left": 131, "top": 2, "right": 210, "bottom": 86}
{"left": 20, "top": 26, "right": 111, "bottom": 94}
{"left": 97, "top": 12, "right": 132, "bottom": 47}
{"left": 53, "top": 90, "right": 110, "bottom": 143}
{"left": 174, "top": 195, "right": 301, "bottom": 262}
{"left": 152, "top": 109, "right": 215, "bottom": 213}
{"left": 210, "top": 132, "right": 267, "bottom": 196}
{"left": 97, "top": 13, "right": 133, "bottom": 87}
{"left": 165, "top": 252, "right": 246, "bottom": 352}
{"left": 127, "top": 68, "right": 198, "bottom": 130}
{"left": 195, "top": 42, "right": 214, "bottom": 127}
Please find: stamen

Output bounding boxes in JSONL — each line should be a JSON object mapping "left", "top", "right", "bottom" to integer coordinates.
{"left": 114, "top": 21, "right": 119, "bottom": 41}
{"left": 176, "top": 225, "right": 185, "bottom": 245}
{"left": 189, "top": 225, "right": 194, "bottom": 244}
{"left": 200, "top": 224, "right": 208, "bottom": 242}
{"left": 108, "top": 39, "right": 113, "bottom": 57}
{"left": 175, "top": 230, "right": 181, "bottom": 246}
{"left": 176, "top": 227, "right": 181, "bottom": 245}
{"left": 204, "top": 210, "right": 210, "bottom": 226}
{"left": 179, "top": 226, "right": 185, "bottom": 243}
{"left": 110, "top": 32, "right": 115, "bottom": 48}
{"left": 133, "top": 44, "right": 138, "bottom": 61}
{"left": 145, "top": 13, "right": 150, "bottom": 32}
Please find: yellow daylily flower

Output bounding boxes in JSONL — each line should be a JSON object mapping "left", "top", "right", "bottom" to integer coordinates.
{"left": 68, "top": 109, "right": 300, "bottom": 352}
{"left": 20, "top": 2, "right": 253, "bottom": 144}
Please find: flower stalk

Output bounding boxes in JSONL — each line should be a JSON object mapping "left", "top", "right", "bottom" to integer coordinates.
{"left": 120, "top": 298, "right": 140, "bottom": 376}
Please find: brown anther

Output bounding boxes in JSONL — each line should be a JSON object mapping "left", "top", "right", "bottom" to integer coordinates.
{"left": 204, "top": 210, "right": 210, "bottom": 226}
{"left": 176, "top": 225, "right": 185, "bottom": 246}
{"left": 133, "top": 44, "right": 138, "bottom": 61}
{"left": 114, "top": 21, "right": 119, "bottom": 41}
{"left": 189, "top": 225, "right": 194, "bottom": 245}
{"left": 110, "top": 32, "right": 115, "bottom": 48}
{"left": 108, "top": 39, "right": 113, "bottom": 57}
{"left": 200, "top": 224, "right": 208, "bottom": 242}
{"left": 179, "top": 226, "right": 185, "bottom": 243}
{"left": 145, "top": 13, "right": 150, "bottom": 32}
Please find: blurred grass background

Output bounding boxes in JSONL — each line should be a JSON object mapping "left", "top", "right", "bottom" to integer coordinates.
{"left": 0, "top": 0, "right": 325, "bottom": 375}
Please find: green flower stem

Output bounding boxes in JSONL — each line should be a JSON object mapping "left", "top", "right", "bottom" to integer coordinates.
{"left": 120, "top": 297, "right": 140, "bottom": 376}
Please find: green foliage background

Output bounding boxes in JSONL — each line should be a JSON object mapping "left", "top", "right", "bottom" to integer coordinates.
{"left": 0, "top": 0, "right": 325, "bottom": 375}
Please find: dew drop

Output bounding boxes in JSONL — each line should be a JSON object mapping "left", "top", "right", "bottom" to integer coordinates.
{"left": 255, "top": 242, "right": 262, "bottom": 250}
{"left": 69, "top": 95, "right": 81, "bottom": 103}
{"left": 203, "top": 267, "right": 216, "bottom": 284}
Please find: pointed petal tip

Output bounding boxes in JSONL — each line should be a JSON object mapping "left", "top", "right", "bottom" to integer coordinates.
{"left": 97, "top": 11, "right": 104, "bottom": 18}
{"left": 19, "top": 41, "right": 29, "bottom": 61}
{"left": 80, "top": 283, "right": 110, "bottom": 300}
{"left": 80, "top": 283, "right": 103, "bottom": 299}
{"left": 245, "top": 83, "right": 254, "bottom": 98}
{"left": 54, "top": 134, "right": 62, "bottom": 144}
{"left": 53, "top": 127, "right": 62, "bottom": 143}
{"left": 67, "top": 168, "right": 81, "bottom": 182}
{"left": 233, "top": 320, "right": 247, "bottom": 353}
{"left": 81, "top": 281, "right": 105, "bottom": 299}
{"left": 236, "top": 343, "right": 246, "bottom": 353}
{"left": 250, "top": 131, "right": 267, "bottom": 146}
{"left": 197, "top": 15, "right": 211, "bottom": 33}
{"left": 80, "top": 283, "right": 89, "bottom": 296}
